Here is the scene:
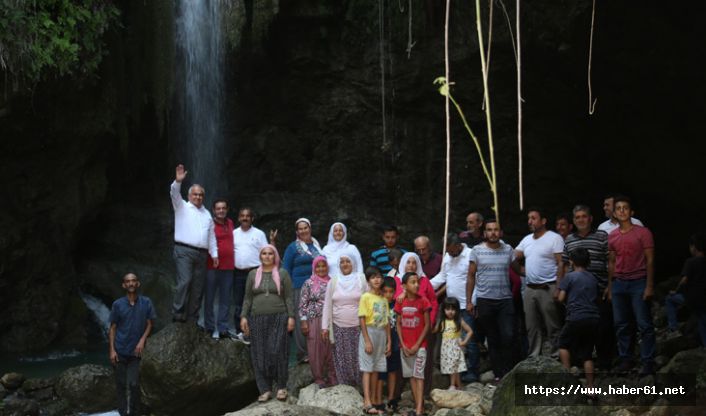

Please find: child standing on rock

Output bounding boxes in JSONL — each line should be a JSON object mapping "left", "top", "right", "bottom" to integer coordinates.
{"left": 435, "top": 297, "right": 472, "bottom": 390}
{"left": 395, "top": 272, "right": 431, "bottom": 416}
{"left": 358, "top": 267, "right": 391, "bottom": 414}
{"left": 377, "top": 276, "right": 402, "bottom": 413}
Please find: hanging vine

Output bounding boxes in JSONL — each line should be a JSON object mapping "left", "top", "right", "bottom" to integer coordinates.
{"left": 587, "top": 0, "right": 597, "bottom": 115}
{"left": 442, "top": 0, "right": 452, "bottom": 253}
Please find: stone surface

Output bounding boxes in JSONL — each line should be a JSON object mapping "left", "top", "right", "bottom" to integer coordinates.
{"left": 0, "top": 372, "right": 26, "bottom": 389}
{"left": 140, "top": 323, "right": 257, "bottom": 416}
{"left": 435, "top": 409, "right": 474, "bottom": 416}
{"left": 287, "top": 363, "right": 315, "bottom": 398}
{"left": 488, "top": 356, "right": 595, "bottom": 416}
{"left": 2, "top": 395, "right": 41, "bottom": 416}
{"left": 225, "top": 399, "right": 336, "bottom": 416}
{"left": 296, "top": 383, "right": 319, "bottom": 403}
{"left": 431, "top": 388, "right": 482, "bottom": 409}
{"left": 480, "top": 370, "right": 495, "bottom": 384}
{"left": 20, "top": 378, "right": 54, "bottom": 392}
{"left": 296, "top": 384, "right": 364, "bottom": 416}
{"left": 54, "top": 364, "right": 115, "bottom": 413}
{"left": 0, "top": 383, "right": 6, "bottom": 400}
{"left": 658, "top": 347, "right": 706, "bottom": 375}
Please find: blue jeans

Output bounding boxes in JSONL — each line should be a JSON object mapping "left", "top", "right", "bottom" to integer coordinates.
{"left": 460, "top": 310, "right": 480, "bottom": 380}
{"left": 665, "top": 292, "right": 706, "bottom": 346}
{"left": 204, "top": 269, "right": 234, "bottom": 332}
{"left": 665, "top": 292, "right": 685, "bottom": 331}
{"left": 611, "top": 278, "right": 655, "bottom": 365}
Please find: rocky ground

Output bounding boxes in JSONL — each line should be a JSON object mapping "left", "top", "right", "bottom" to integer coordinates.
{"left": 2, "top": 312, "right": 705, "bottom": 416}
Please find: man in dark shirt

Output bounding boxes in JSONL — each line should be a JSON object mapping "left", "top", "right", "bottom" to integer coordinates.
{"left": 460, "top": 211, "right": 484, "bottom": 247}
{"left": 562, "top": 204, "right": 614, "bottom": 369}
{"left": 665, "top": 233, "right": 706, "bottom": 346}
{"left": 109, "top": 273, "right": 156, "bottom": 416}
{"left": 558, "top": 248, "right": 599, "bottom": 388}
{"left": 370, "top": 225, "right": 407, "bottom": 274}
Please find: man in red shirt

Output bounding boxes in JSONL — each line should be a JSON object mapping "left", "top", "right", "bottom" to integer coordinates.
{"left": 204, "top": 198, "right": 236, "bottom": 339}
{"left": 607, "top": 196, "right": 656, "bottom": 375}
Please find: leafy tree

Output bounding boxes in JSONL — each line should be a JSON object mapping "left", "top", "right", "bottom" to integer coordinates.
{"left": 0, "top": 0, "right": 120, "bottom": 84}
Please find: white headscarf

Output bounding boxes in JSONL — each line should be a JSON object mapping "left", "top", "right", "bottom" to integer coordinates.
{"left": 322, "top": 223, "right": 364, "bottom": 278}
{"left": 336, "top": 252, "right": 360, "bottom": 292}
{"left": 295, "top": 217, "right": 321, "bottom": 256}
{"left": 399, "top": 252, "right": 427, "bottom": 278}
{"left": 322, "top": 222, "right": 350, "bottom": 255}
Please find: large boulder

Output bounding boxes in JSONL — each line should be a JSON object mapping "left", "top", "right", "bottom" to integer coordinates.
{"left": 296, "top": 384, "right": 364, "bottom": 416}
{"left": 431, "top": 388, "right": 482, "bottom": 409}
{"left": 1, "top": 372, "right": 26, "bottom": 390}
{"left": 287, "top": 363, "right": 314, "bottom": 398}
{"left": 140, "top": 323, "right": 257, "bottom": 416}
{"left": 2, "top": 396, "right": 40, "bottom": 416}
{"left": 489, "top": 356, "right": 596, "bottom": 416}
{"left": 54, "top": 364, "right": 115, "bottom": 413}
{"left": 225, "top": 399, "right": 336, "bottom": 416}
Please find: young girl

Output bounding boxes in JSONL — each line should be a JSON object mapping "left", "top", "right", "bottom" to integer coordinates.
{"left": 435, "top": 297, "right": 472, "bottom": 390}
{"left": 358, "top": 267, "right": 391, "bottom": 414}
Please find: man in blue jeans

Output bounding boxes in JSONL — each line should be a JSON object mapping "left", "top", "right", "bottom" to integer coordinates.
{"left": 607, "top": 196, "right": 656, "bottom": 375}
{"left": 468, "top": 219, "right": 516, "bottom": 381}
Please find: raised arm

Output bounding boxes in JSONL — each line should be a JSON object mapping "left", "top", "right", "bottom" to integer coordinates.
{"left": 170, "top": 165, "right": 187, "bottom": 210}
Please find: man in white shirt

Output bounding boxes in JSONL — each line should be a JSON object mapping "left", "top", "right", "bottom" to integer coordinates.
{"left": 598, "top": 194, "right": 644, "bottom": 234}
{"left": 513, "top": 208, "right": 565, "bottom": 357}
{"left": 430, "top": 233, "right": 479, "bottom": 383}
{"left": 170, "top": 164, "right": 218, "bottom": 323}
{"left": 232, "top": 207, "right": 269, "bottom": 335}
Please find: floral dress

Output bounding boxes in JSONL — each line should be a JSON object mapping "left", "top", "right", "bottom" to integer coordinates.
{"left": 440, "top": 319, "right": 467, "bottom": 374}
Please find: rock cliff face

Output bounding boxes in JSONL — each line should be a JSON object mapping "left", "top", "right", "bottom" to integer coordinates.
{"left": 1, "top": 0, "right": 704, "bottom": 350}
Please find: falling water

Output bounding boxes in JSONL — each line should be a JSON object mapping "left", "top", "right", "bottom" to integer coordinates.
{"left": 79, "top": 292, "right": 111, "bottom": 340}
{"left": 175, "top": 0, "right": 225, "bottom": 202}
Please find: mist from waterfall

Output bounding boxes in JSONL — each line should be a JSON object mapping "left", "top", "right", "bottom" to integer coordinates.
{"left": 175, "top": 0, "right": 225, "bottom": 203}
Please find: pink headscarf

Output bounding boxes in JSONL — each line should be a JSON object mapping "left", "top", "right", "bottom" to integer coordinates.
{"left": 254, "top": 244, "right": 282, "bottom": 295}
{"left": 310, "top": 255, "right": 330, "bottom": 293}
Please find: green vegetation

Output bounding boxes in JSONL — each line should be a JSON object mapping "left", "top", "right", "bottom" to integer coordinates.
{"left": 0, "top": 0, "right": 120, "bottom": 84}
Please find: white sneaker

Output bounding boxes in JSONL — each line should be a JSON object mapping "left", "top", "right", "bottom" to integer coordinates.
{"left": 237, "top": 332, "right": 251, "bottom": 345}
{"left": 211, "top": 331, "right": 219, "bottom": 340}
{"left": 448, "top": 385, "right": 457, "bottom": 391}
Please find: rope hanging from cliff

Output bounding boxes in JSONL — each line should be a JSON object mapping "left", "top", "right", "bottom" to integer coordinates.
{"left": 406, "top": 0, "right": 415, "bottom": 58}
{"left": 482, "top": 0, "right": 494, "bottom": 111}
{"left": 442, "top": 0, "right": 452, "bottom": 254}
{"left": 380, "top": 0, "right": 389, "bottom": 150}
{"left": 588, "top": 0, "right": 598, "bottom": 115}
{"left": 516, "top": 0, "right": 524, "bottom": 210}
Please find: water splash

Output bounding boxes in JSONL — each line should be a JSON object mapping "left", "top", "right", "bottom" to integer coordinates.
{"left": 79, "top": 292, "right": 111, "bottom": 339}
{"left": 175, "top": 0, "right": 225, "bottom": 203}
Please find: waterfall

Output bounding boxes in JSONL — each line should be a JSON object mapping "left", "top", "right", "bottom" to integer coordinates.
{"left": 79, "top": 292, "right": 112, "bottom": 340}
{"left": 175, "top": 0, "right": 225, "bottom": 203}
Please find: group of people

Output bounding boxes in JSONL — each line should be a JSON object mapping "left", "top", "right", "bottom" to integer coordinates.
{"left": 106, "top": 165, "right": 706, "bottom": 416}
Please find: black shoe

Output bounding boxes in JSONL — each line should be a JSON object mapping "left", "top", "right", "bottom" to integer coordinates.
{"left": 614, "top": 360, "right": 632, "bottom": 374}
{"left": 220, "top": 331, "right": 235, "bottom": 340}
{"left": 639, "top": 362, "right": 655, "bottom": 377}
{"left": 172, "top": 317, "right": 187, "bottom": 323}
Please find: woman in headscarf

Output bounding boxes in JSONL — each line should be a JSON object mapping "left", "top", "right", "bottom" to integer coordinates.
{"left": 299, "top": 256, "right": 337, "bottom": 387}
{"left": 283, "top": 218, "right": 322, "bottom": 361}
{"left": 321, "top": 249, "right": 368, "bottom": 386}
{"left": 240, "top": 245, "right": 295, "bottom": 402}
{"left": 321, "top": 222, "right": 364, "bottom": 278}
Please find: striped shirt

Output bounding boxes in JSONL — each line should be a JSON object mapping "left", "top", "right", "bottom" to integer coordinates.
{"left": 469, "top": 242, "right": 515, "bottom": 300}
{"left": 369, "top": 246, "right": 407, "bottom": 274}
{"left": 562, "top": 231, "right": 609, "bottom": 289}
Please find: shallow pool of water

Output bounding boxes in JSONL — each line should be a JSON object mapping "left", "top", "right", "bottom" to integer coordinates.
{"left": 0, "top": 342, "right": 110, "bottom": 379}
